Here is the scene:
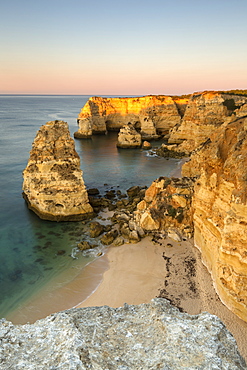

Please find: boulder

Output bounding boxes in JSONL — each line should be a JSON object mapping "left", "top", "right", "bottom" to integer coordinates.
{"left": 135, "top": 177, "right": 194, "bottom": 237}
{"left": 89, "top": 221, "right": 104, "bottom": 238}
{"left": 100, "top": 229, "right": 118, "bottom": 245}
{"left": 127, "top": 185, "right": 141, "bottom": 198}
{"left": 77, "top": 241, "right": 94, "bottom": 251}
{"left": 142, "top": 140, "right": 152, "bottom": 149}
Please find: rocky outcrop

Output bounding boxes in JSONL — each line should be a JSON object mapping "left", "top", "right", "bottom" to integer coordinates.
{"left": 0, "top": 299, "right": 245, "bottom": 369}
{"left": 168, "top": 91, "right": 247, "bottom": 154}
{"left": 116, "top": 123, "right": 142, "bottom": 148}
{"left": 182, "top": 116, "right": 247, "bottom": 322}
{"left": 22, "top": 120, "right": 93, "bottom": 221}
{"left": 75, "top": 95, "right": 184, "bottom": 139}
{"left": 135, "top": 177, "right": 194, "bottom": 239}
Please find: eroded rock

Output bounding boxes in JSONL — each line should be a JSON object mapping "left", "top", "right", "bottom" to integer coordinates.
{"left": 0, "top": 299, "right": 245, "bottom": 369}
{"left": 22, "top": 121, "right": 93, "bottom": 221}
{"left": 116, "top": 123, "right": 142, "bottom": 148}
{"left": 182, "top": 115, "right": 247, "bottom": 322}
{"left": 135, "top": 176, "right": 194, "bottom": 238}
{"left": 75, "top": 95, "right": 183, "bottom": 139}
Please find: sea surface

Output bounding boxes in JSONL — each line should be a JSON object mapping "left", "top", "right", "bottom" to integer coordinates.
{"left": 0, "top": 95, "right": 180, "bottom": 322}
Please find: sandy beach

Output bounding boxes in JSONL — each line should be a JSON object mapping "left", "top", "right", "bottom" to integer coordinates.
{"left": 77, "top": 235, "right": 247, "bottom": 361}
{"left": 6, "top": 231, "right": 247, "bottom": 361}
{"left": 77, "top": 237, "right": 167, "bottom": 308}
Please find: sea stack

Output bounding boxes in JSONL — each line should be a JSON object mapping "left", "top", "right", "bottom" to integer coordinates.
{"left": 22, "top": 120, "right": 93, "bottom": 221}
{"left": 116, "top": 123, "right": 142, "bottom": 148}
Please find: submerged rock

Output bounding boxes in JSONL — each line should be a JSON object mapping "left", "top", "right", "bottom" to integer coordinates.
{"left": 0, "top": 299, "right": 245, "bottom": 369}
{"left": 142, "top": 140, "right": 152, "bottom": 149}
{"left": 22, "top": 120, "right": 93, "bottom": 221}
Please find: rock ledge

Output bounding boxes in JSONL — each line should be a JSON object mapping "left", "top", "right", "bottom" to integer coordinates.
{"left": 0, "top": 299, "right": 245, "bottom": 369}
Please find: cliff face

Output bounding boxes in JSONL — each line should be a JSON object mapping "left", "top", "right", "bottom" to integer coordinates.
{"left": 22, "top": 120, "right": 93, "bottom": 221}
{"left": 75, "top": 95, "right": 184, "bottom": 139}
{"left": 0, "top": 299, "right": 245, "bottom": 369}
{"left": 169, "top": 91, "right": 247, "bottom": 154}
{"left": 135, "top": 177, "right": 194, "bottom": 239}
{"left": 183, "top": 116, "right": 247, "bottom": 322}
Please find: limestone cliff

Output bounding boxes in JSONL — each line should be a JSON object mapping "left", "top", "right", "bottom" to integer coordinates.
{"left": 168, "top": 91, "right": 247, "bottom": 154}
{"left": 75, "top": 95, "right": 184, "bottom": 139}
{"left": 0, "top": 299, "right": 245, "bottom": 369}
{"left": 22, "top": 120, "right": 93, "bottom": 221}
{"left": 182, "top": 116, "right": 247, "bottom": 322}
{"left": 134, "top": 177, "right": 194, "bottom": 239}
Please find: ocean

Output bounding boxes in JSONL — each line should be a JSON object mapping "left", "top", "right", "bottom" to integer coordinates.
{"left": 0, "top": 95, "right": 180, "bottom": 322}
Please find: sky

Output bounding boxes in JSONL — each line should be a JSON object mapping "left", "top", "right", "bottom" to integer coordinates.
{"left": 1, "top": 0, "right": 247, "bottom": 95}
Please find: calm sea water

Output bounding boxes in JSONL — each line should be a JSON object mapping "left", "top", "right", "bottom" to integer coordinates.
{"left": 0, "top": 95, "right": 180, "bottom": 321}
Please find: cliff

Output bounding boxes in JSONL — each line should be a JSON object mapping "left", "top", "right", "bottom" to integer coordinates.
{"left": 0, "top": 299, "right": 245, "bottom": 369}
{"left": 182, "top": 115, "right": 247, "bottom": 322}
{"left": 22, "top": 120, "right": 93, "bottom": 221}
{"left": 168, "top": 91, "right": 247, "bottom": 154}
{"left": 74, "top": 95, "right": 185, "bottom": 139}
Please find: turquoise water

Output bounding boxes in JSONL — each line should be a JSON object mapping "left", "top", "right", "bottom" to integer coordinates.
{"left": 0, "top": 95, "right": 180, "bottom": 321}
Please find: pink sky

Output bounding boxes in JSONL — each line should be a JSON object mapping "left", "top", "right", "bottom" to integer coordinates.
{"left": 1, "top": 0, "right": 246, "bottom": 95}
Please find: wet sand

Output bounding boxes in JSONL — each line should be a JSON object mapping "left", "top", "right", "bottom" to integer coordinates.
{"left": 6, "top": 254, "right": 109, "bottom": 325}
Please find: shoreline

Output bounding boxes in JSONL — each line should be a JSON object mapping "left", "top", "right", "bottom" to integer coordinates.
{"left": 78, "top": 235, "right": 247, "bottom": 361}
{"left": 5, "top": 225, "right": 247, "bottom": 361}
{"left": 77, "top": 236, "right": 167, "bottom": 309}
{"left": 5, "top": 253, "right": 109, "bottom": 325}
{"left": 5, "top": 156, "right": 247, "bottom": 361}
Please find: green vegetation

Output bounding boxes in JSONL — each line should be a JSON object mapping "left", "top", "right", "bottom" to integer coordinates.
{"left": 220, "top": 89, "right": 247, "bottom": 96}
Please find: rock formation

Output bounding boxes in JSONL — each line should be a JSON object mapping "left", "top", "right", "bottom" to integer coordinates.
{"left": 74, "top": 95, "right": 185, "bottom": 139}
{"left": 22, "top": 120, "right": 93, "bottom": 221}
{"left": 116, "top": 123, "right": 142, "bottom": 148}
{"left": 134, "top": 176, "right": 194, "bottom": 239}
{"left": 182, "top": 115, "right": 247, "bottom": 322}
{"left": 0, "top": 299, "right": 245, "bottom": 369}
{"left": 168, "top": 91, "right": 247, "bottom": 154}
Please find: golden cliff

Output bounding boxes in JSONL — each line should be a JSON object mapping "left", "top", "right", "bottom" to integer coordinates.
{"left": 74, "top": 95, "right": 186, "bottom": 139}
{"left": 22, "top": 120, "right": 93, "bottom": 221}
{"left": 133, "top": 91, "right": 247, "bottom": 321}
{"left": 168, "top": 91, "right": 247, "bottom": 154}
{"left": 182, "top": 115, "right": 247, "bottom": 322}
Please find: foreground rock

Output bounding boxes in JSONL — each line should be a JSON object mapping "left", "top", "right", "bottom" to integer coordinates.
{"left": 0, "top": 299, "right": 245, "bottom": 369}
{"left": 22, "top": 120, "right": 93, "bottom": 221}
{"left": 182, "top": 115, "right": 247, "bottom": 322}
{"left": 75, "top": 95, "right": 185, "bottom": 139}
